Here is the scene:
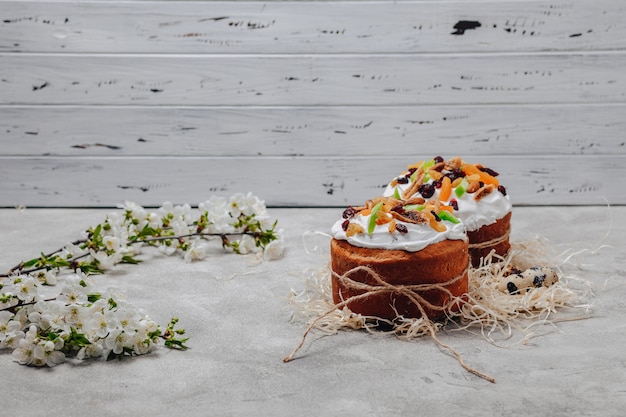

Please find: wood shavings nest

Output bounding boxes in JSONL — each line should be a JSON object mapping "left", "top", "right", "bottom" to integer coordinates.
{"left": 287, "top": 236, "right": 594, "bottom": 347}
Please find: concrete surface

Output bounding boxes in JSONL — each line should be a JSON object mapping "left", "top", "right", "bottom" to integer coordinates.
{"left": 0, "top": 206, "right": 625, "bottom": 417}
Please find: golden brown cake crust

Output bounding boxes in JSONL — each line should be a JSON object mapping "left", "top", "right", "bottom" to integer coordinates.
{"left": 330, "top": 238, "right": 469, "bottom": 320}
{"left": 467, "top": 211, "right": 512, "bottom": 267}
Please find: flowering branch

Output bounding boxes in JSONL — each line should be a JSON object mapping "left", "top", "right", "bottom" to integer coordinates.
{"left": 0, "top": 193, "right": 283, "bottom": 367}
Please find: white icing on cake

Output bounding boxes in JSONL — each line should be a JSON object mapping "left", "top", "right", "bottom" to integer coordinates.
{"left": 382, "top": 158, "right": 512, "bottom": 232}
{"left": 331, "top": 209, "right": 467, "bottom": 252}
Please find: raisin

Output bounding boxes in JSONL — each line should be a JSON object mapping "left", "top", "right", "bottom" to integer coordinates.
{"left": 342, "top": 206, "right": 356, "bottom": 219}
{"left": 431, "top": 210, "right": 441, "bottom": 221}
{"left": 395, "top": 224, "right": 408, "bottom": 233}
{"left": 434, "top": 156, "right": 444, "bottom": 164}
{"left": 418, "top": 183, "right": 435, "bottom": 198}
{"left": 449, "top": 199, "right": 459, "bottom": 211}
{"left": 498, "top": 185, "right": 507, "bottom": 196}
{"left": 397, "top": 176, "right": 409, "bottom": 184}
{"left": 446, "top": 168, "right": 466, "bottom": 182}
{"left": 479, "top": 166, "right": 499, "bottom": 177}
{"left": 405, "top": 211, "right": 421, "bottom": 222}
{"left": 506, "top": 282, "right": 519, "bottom": 294}
{"left": 433, "top": 179, "right": 443, "bottom": 189}
{"left": 341, "top": 219, "right": 350, "bottom": 231}
{"left": 391, "top": 205, "right": 406, "bottom": 215}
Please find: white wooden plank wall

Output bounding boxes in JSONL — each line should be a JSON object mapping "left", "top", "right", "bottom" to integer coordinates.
{"left": 1, "top": 0, "right": 625, "bottom": 207}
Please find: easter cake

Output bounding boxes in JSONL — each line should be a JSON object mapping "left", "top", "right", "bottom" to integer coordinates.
{"left": 330, "top": 196, "right": 469, "bottom": 320}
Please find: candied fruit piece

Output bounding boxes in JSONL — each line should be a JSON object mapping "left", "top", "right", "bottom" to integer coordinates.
{"left": 439, "top": 176, "right": 452, "bottom": 201}
{"left": 466, "top": 180, "right": 480, "bottom": 194}
{"left": 346, "top": 222, "right": 365, "bottom": 237}
{"left": 367, "top": 201, "right": 384, "bottom": 235}
{"left": 429, "top": 218, "right": 447, "bottom": 232}
{"left": 462, "top": 163, "right": 499, "bottom": 187}
{"left": 388, "top": 219, "right": 397, "bottom": 234}
{"left": 418, "top": 183, "right": 435, "bottom": 198}
{"left": 479, "top": 166, "right": 499, "bottom": 177}
{"left": 498, "top": 185, "right": 507, "bottom": 196}
{"left": 342, "top": 206, "right": 356, "bottom": 219}
{"left": 396, "top": 223, "right": 408, "bottom": 234}
{"left": 376, "top": 213, "right": 392, "bottom": 225}
{"left": 341, "top": 219, "right": 350, "bottom": 231}
{"left": 474, "top": 184, "right": 495, "bottom": 201}
{"left": 437, "top": 210, "right": 460, "bottom": 224}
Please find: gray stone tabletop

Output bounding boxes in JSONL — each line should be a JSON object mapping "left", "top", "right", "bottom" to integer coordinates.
{"left": 0, "top": 206, "right": 624, "bottom": 417}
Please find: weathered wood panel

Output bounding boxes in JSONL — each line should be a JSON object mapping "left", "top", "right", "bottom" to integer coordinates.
{"left": 1, "top": 0, "right": 624, "bottom": 207}
{"left": 1, "top": 104, "right": 624, "bottom": 157}
{"left": 2, "top": 53, "right": 625, "bottom": 105}
{"left": 0, "top": 155, "right": 621, "bottom": 207}
{"left": 1, "top": 0, "right": 625, "bottom": 54}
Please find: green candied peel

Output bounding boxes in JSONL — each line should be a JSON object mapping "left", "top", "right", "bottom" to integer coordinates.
{"left": 404, "top": 204, "right": 425, "bottom": 212}
{"left": 454, "top": 177, "right": 469, "bottom": 198}
{"left": 409, "top": 159, "right": 434, "bottom": 182}
{"left": 437, "top": 210, "right": 460, "bottom": 224}
{"left": 393, "top": 188, "right": 401, "bottom": 200}
{"left": 367, "top": 201, "right": 384, "bottom": 235}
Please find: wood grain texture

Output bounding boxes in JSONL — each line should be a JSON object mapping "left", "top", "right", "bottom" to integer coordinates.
{"left": 2, "top": 104, "right": 624, "bottom": 157}
{"left": 3, "top": 53, "right": 626, "bottom": 106}
{"left": 0, "top": 155, "right": 621, "bottom": 207}
{"left": 1, "top": 0, "right": 624, "bottom": 207}
{"left": 1, "top": 0, "right": 625, "bottom": 54}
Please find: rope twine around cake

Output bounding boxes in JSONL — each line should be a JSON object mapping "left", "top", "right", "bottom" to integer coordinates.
{"left": 283, "top": 262, "right": 496, "bottom": 383}
{"left": 467, "top": 228, "right": 510, "bottom": 250}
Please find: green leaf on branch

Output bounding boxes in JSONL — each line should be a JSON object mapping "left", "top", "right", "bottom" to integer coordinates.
{"left": 120, "top": 255, "right": 141, "bottom": 265}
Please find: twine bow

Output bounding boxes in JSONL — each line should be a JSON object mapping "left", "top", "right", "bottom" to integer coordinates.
{"left": 283, "top": 263, "right": 496, "bottom": 383}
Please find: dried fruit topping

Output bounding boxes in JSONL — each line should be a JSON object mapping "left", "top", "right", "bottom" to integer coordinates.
{"left": 445, "top": 157, "right": 463, "bottom": 170}
{"left": 367, "top": 201, "right": 384, "bottom": 235}
{"left": 454, "top": 178, "right": 469, "bottom": 198}
{"left": 346, "top": 222, "right": 365, "bottom": 237}
{"left": 395, "top": 223, "right": 408, "bottom": 234}
{"left": 449, "top": 199, "right": 459, "bottom": 211}
{"left": 446, "top": 168, "right": 466, "bottom": 182}
{"left": 474, "top": 184, "right": 495, "bottom": 201}
{"left": 439, "top": 176, "right": 452, "bottom": 201}
{"left": 390, "top": 205, "right": 407, "bottom": 215}
{"left": 498, "top": 185, "right": 507, "bottom": 196}
{"left": 479, "top": 166, "right": 499, "bottom": 177}
{"left": 342, "top": 206, "right": 356, "bottom": 219}
{"left": 418, "top": 183, "right": 435, "bottom": 198}
{"left": 466, "top": 180, "right": 480, "bottom": 194}
{"left": 429, "top": 218, "right": 447, "bottom": 232}
{"left": 434, "top": 155, "right": 444, "bottom": 164}
{"left": 341, "top": 219, "right": 350, "bottom": 231}
{"left": 437, "top": 210, "right": 460, "bottom": 224}
{"left": 388, "top": 219, "right": 397, "bottom": 234}
{"left": 431, "top": 210, "right": 441, "bottom": 222}
{"left": 462, "top": 163, "right": 499, "bottom": 187}
{"left": 397, "top": 176, "right": 409, "bottom": 184}
{"left": 428, "top": 170, "right": 443, "bottom": 181}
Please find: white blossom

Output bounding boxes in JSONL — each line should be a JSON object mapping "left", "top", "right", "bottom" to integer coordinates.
{"left": 184, "top": 241, "right": 209, "bottom": 262}
{"left": 263, "top": 235, "right": 285, "bottom": 261}
{"left": 237, "top": 234, "right": 259, "bottom": 255}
